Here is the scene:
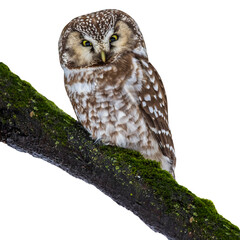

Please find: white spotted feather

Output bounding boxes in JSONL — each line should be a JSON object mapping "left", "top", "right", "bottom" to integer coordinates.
{"left": 59, "top": 9, "right": 176, "bottom": 177}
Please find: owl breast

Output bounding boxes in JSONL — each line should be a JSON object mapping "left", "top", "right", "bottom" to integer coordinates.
{"left": 64, "top": 55, "right": 161, "bottom": 159}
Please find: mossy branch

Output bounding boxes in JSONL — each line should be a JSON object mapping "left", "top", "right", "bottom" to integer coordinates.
{"left": 0, "top": 62, "right": 239, "bottom": 240}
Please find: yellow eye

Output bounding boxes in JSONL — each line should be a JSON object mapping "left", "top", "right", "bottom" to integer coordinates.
{"left": 109, "top": 34, "right": 119, "bottom": 43}
{"left": 82, "top": 40, "right": 92, "bottom": 47}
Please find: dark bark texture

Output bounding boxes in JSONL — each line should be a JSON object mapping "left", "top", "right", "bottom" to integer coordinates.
{"left": 0, "top": 62, "right": 239, "bottom": 239}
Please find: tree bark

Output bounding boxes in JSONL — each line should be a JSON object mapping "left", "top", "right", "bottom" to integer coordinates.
{"left": 0, "top": 62, "right": 239, "bottom": 240}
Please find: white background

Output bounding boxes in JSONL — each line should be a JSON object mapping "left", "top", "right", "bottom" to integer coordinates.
{"left": 1, "top": 1, "right": 240, "bottom": 239}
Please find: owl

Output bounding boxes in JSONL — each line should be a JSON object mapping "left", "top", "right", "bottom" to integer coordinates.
{"left": 58, "top": 9, "right": 176, "bottom": 177}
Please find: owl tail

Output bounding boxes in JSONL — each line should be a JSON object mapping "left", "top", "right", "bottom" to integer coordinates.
{"left": 160, "top": 155, "right": 176, "bottom": 179}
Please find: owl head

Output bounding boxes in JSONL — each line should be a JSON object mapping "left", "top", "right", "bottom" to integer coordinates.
{"left": 58, "top": 9, "right": 147, "bottom": 69}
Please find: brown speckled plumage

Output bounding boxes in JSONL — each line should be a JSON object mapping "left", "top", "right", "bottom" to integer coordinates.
{"left": 59, "top": 9, "right": 176, "bottom": 177}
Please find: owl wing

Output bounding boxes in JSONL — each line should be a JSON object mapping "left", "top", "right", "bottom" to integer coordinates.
{"left": 138, "top": 60, "right": 176, "bottom": 167}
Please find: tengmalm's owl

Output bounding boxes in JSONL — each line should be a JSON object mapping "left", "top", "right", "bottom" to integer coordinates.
{"left": 59, "top": 9, "right": 176, "bottom": 177}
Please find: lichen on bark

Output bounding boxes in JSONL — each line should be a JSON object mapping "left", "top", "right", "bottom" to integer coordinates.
{"left": 0, "top": 62, "right": 239, "bottom": 239}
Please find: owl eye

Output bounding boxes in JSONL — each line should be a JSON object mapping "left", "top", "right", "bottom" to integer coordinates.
{"left": 109, "top": 34, "right": 119, "bottom": 43}
{"left": 82, "top": 40, "right": 92, "bottom": 47}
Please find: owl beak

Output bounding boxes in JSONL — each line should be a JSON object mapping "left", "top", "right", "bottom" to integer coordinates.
{"left": 101, "top": 50, "right": 106, "bottom": 63}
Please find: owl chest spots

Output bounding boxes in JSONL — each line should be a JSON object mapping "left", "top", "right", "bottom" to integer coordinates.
{"left": 66, "top": 81, "right": 149, "bottom": 150}
{"left": 65, "top": 61, "right": 160, "bottom": 158}
{"left": 79, "top": 87, "right": 147, "bottom": 147}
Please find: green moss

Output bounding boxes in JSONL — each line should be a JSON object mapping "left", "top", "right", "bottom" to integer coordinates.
{"left": 1, "top": 62, "right": 239, "bottom": 239}
{"left": 0, "top": 62, "right": 76, "bottom": 146}
{"left": 100, "top": 145, "right": 240, "bottom": 239}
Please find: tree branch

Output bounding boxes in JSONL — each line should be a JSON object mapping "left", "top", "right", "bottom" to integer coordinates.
{"left": 0, "top": 62, "right": 239, "bottom": 240}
